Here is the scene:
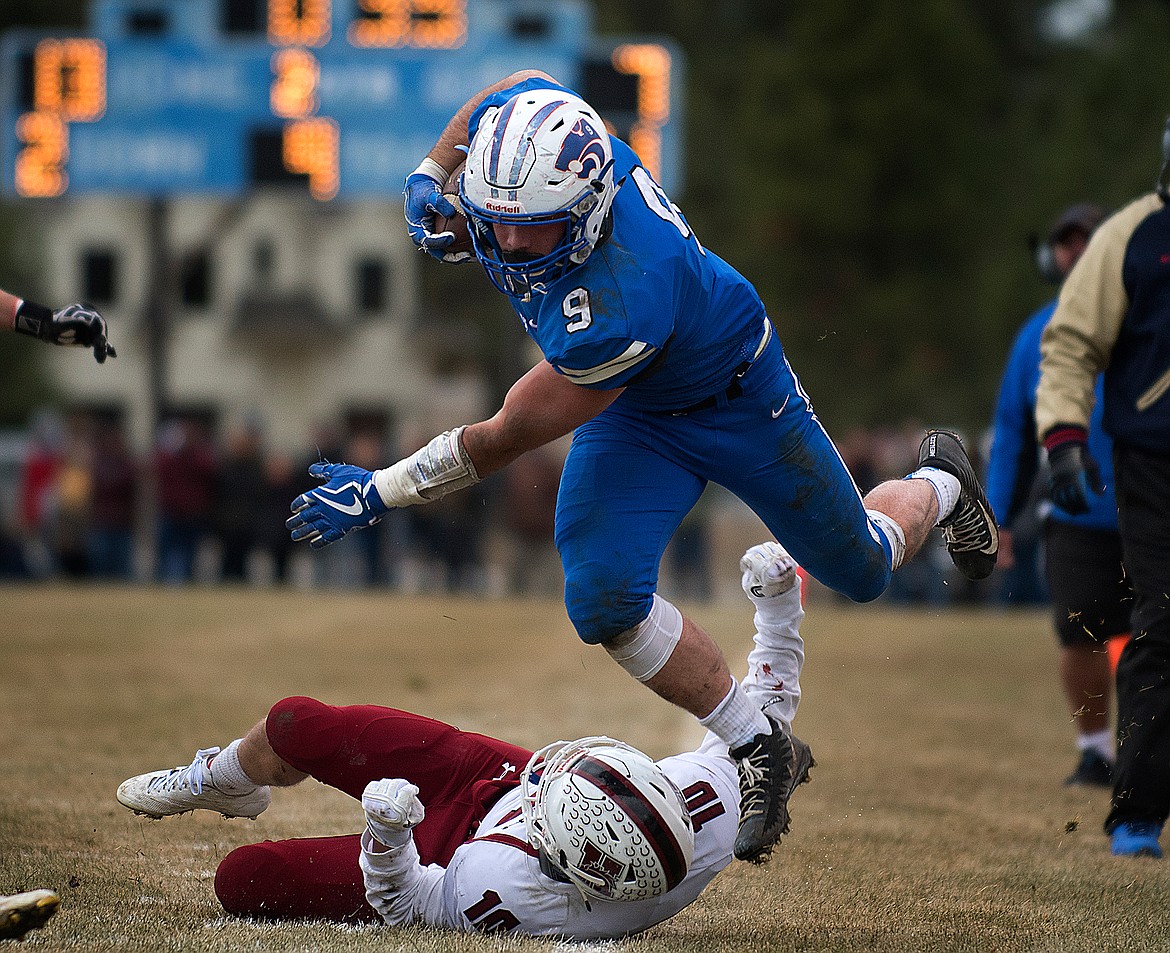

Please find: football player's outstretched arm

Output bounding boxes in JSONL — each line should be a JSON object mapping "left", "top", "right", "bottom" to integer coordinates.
{"left": 1, "top": 287, "right": 116, "bottom": 362}
{"left": 288, "top": 362, "right": 620, "bottom": 549}
{"left": 462, "top": 360, "right": 622, "bottom": 478}
{"left": 359, "top": 780, "right": 450, "bottom": 928}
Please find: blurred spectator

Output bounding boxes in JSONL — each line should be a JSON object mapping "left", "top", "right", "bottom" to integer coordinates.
{"left": 154, "top": 417, "right": 218, "bottom": 584}
{"left": 16, "top": 409, "right": 65, "bottom": 578}
{"left": 310, "top": 428, "right": 396, "bottom": 588}
{"left": 838, "top": 427, "right": 881, "bottom": 494}
{"left": 51, "top": 420, "right": 93, "bottom": 578}
{"left": 499, "top": 446, "right": 562, "bottom": 596}
{"left": 87, "top": 416, "right": 138, "bottom": 580}
{"left": 344, "top": 430, "right": 392, "bottom": 586}
{"left": 258, "top": 451, "right": 299, "bottom": 583}
{"left": 401, "top": 425, "right": 489, "bottom": 594}
{"left": 215, "top": 418, "right": 268, "bottom": 582}
{"left": 1001, "top": 202, "right": 1129, "bottom": 789}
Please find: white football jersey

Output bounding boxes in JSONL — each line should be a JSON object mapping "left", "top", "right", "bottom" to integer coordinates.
{"left": 360, "top": 576, "right": 805, "bottom": 939}
{"left": 361, "top": 744, "right": 740, "bottom": 939}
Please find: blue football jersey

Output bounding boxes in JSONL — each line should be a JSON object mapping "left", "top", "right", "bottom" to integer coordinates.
{"left": 469, "top": 79, "right": 769, "bottom": 413}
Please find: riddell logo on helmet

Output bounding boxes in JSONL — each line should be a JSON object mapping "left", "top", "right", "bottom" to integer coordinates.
{"left": 484, "top": 200, "right": 523, "bottom": 213}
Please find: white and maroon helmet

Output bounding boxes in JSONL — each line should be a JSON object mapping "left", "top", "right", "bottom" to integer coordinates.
{"left": 521, "top": 737, "right": 694, "bottom": 902}
{"left": 460, "top": 87, "right": 617, "bottom": 299}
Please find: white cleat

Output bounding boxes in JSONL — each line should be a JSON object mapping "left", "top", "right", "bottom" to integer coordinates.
{"left": 0, "top": 890, "right": 60, "bottom": 941}
{"left": 117, "top": 746, "right": 271, "bottom": 820}
{"left": 740, "top": 542, "right": 799, "bottom": 600}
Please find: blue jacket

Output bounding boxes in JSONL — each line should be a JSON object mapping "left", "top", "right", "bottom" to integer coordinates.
{"left": 987, "top": 301, "right": 1118, "bottom": 531}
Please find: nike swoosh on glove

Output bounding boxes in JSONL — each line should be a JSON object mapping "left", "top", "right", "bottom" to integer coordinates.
{"left": 286, "top": 462, "right": 389, "bottom": 548}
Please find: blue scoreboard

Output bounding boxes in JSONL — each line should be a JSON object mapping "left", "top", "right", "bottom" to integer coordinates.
{"left": 0, "top": 0, "right": 682, "bottom": 200}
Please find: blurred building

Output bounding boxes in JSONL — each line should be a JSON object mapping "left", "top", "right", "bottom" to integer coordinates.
{"left": 36, "top": 194, "right": 490, "bottom": 449}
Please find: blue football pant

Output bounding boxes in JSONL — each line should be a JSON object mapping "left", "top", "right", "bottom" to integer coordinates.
{"left": 556, "top": 342, "right": 893, "bottom": 644}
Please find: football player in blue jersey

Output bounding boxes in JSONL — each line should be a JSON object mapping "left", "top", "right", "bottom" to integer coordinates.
{"left": 287, "top": 70, "right": 999, "bottom": 864}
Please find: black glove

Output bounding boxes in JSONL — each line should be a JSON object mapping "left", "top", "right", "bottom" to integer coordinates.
{"left": 15, "top": 299, "right": 116, "bottom": 363}
{"left": 1044, "top": 427, "right": 1102, "bottom": 516}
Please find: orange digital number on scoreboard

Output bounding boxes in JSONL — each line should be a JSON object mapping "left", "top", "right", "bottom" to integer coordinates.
{"left": 283, "top": 117, "right": 339, "bottom": 200}
{"left": 14, "top": 112, "right": 68, "bottom": 198}
{"left": 611, "top": 44, "right": 671, "bottom": 182}
{"left": 14, "top": 38, "right": 107, "bottom": 197}
{"left": 349, "top": 0, "right": 467, "bottom": 49}
{"left": 270, "top": 48, "right": 319, "bottom": 118}
{"left": 34, "top": 38, "right": 106, "bottom": 122}
{"left": 269, "top": 0, "right": 331, "bottom": 47}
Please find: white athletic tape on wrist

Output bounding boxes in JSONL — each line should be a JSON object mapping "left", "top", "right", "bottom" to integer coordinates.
{"left": 604, "top": 594, "right": 683, "bottom": 682}
{"left": 412, "top": 156, "right": 449, "bottom": 184}
{"left": 372, "top": 426, "right": 480, "bottom": 507}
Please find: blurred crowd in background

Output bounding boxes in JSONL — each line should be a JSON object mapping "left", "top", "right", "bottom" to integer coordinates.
{"left": 0, "top": 408, "right": 1041, "bottom": 609}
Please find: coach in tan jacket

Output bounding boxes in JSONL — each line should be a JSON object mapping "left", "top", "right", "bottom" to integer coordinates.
{"left": 1036, "top": 120, "right": 1170, "bottom": 860}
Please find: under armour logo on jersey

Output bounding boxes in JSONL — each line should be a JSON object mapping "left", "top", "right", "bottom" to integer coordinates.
{"left": 555, "top": 117, "right": 606, "bottom": 179}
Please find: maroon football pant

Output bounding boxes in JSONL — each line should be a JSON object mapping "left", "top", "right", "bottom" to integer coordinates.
{"left": 213, "top": 695, "right": 532, "bottom": 923}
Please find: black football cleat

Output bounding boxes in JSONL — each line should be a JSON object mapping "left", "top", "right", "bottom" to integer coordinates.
{"left": 731, "top": 717, "right": 814, "bottom": 864}
{"left": 918, "top": 430, "right": 999, "bottom": 581}
{"left": 1064, "top": 750, "right": 1114, "bottom": 787}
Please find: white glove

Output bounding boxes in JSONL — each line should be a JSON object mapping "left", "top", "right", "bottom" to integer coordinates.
{"left": 363, "top": 778, "right": 425, "bottom": 848}
{"left": 740, "top": 541, "right": 798, "bottom": 600}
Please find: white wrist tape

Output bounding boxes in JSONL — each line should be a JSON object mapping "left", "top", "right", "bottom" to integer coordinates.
{"left": 413, "top": 156, "right": 449, "bottom": 184}
{"left": 372, "top": 426, "right": 480, "bottom": 507}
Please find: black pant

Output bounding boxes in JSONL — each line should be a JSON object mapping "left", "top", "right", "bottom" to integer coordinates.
{"left": 1107, "top": 444, "right": 1170, "bottom": 832}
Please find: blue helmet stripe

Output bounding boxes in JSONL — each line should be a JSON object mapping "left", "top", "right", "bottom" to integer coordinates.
{"left": 507, "top": 99, "right": 566, "bottom": 185}
{"left": 487, "top": 95, "right": 519, "bottom": 183}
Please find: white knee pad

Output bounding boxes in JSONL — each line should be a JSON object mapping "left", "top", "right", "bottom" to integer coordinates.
{"left": 604, "top": 594, "right": 683, "bottom": 682}
{"left": 866, "top": 508, "right": 907, "bottom": 571}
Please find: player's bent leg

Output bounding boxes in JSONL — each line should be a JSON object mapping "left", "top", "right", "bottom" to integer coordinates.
{"left": 216, "top": 834, "right": 378, "bottom": 923}
{"left": 716, "top": 398, "right": 893, "bottom": 603}
{"left": 265, "top": 695, "right": 532, "bottom": 866}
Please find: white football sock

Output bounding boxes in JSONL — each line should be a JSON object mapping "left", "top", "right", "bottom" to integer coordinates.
{"left": 207, "top": 739, "right": 259, "bottom": 793}
{"left": 1076, "top": 728, "right": 1114, "bottom": 760}
{"left": 699, "top": 681, "right": 771, "bottom": 751}
{"left": 906, "top": 467, "right": 961, "bottom": 523}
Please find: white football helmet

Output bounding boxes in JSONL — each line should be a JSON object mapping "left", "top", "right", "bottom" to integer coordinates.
{"left": 460, "top": 87, "right": 617, "bottom": 299}
{"left": 521, "top": 737, "right": 694, "bottom": 903}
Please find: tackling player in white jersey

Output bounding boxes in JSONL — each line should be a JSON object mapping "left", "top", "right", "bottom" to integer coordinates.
{"left": 117, "top": 543, "right": 808, "bottom": 939}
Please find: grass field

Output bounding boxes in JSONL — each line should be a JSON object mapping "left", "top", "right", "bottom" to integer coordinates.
{"left": 2, "top": 583, "right": 1167, "bottom": 952}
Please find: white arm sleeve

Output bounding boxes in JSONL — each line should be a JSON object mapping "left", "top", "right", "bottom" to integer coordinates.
{"left": 740, "top": 587, "right": 805, "bottom": 730}
{"left": 359, "top": 831, "right": 448, "bottom": 927}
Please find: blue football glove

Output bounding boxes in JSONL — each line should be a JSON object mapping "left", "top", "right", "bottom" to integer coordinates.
{"left": 403, "top": 165, "right": 460, "bottom": 262}
{"left": 1044, "top": 428, "right": 1103, "bottom": 516}
{"left": 286, "top": 462, "right": 389, "bottom": 549}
